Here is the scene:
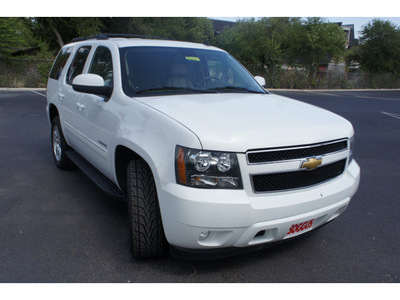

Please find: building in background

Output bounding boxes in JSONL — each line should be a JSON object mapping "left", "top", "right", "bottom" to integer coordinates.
{"left": 212, "top": 19, "right": 236, "bottom": 36}
{"left": 327, "top": 22, "right": 358, "bottom": 73}
{"left": 340, "top": 23, "right": 357, "bottom": 49}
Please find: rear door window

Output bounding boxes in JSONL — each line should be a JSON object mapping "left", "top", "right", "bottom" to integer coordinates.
{"left": 49, "top": 47, "right": 73, "bottom": 80}
{"left": 66, "top": 46, "right": 92, "bottom": 85}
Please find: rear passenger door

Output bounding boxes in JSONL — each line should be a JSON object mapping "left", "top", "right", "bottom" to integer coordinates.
{"left": 60, "top": 45, "right": 92, "bottom": 153}
{"left": 47, "top": 45, "right": 73, "bottom": 125}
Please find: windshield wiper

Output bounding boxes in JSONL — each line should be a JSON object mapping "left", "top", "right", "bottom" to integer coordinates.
{"left": 205, "top": 86, "right": 264, "bottom": 94}
{"left": 135, "top": 86, "right": 213, "bottom": 94}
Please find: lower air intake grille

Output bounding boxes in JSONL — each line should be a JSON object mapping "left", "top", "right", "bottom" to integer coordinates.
{"left": 252, "top": 159, "right": 347, "bottom": 192}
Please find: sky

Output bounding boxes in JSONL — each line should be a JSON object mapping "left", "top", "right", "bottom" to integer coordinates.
{"left": 211, "top": 17, "right": 400, "bottom": 39}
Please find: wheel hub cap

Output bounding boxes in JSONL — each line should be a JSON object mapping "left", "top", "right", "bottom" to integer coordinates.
{"left": 52, "top": 126, "right": 62, "bottom": 161}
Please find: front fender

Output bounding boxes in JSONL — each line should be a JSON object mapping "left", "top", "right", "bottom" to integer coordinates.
{"left": 110, "top": 101, "right": 202, "bottom": 190}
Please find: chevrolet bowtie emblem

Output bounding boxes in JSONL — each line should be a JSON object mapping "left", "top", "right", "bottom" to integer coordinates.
{"left": 301, "top": 157, "right": 322, "bottom": 170}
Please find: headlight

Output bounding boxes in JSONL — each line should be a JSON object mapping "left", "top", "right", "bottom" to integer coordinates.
{"left": 349, "top": 135, "right": 355, "bottom": 162}
{"left": 175, "top": 146, "right": 243, "bottom": 189}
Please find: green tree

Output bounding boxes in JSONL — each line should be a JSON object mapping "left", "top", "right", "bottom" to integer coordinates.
{"left": 286, "top": 17, "right": 346, "bottom": 86}
{"left": 0, "top": 18, "right": 33, "bottom": 54}
{"left": 101, "top": 17, "right": 214, "bottom": 44}
{"left": 183, "top": 17, "right": 215, "bottom": 44}
{"left": 31, "top": 17, "right": 214, "bottom": 51}
{"left": 217, "top": 18, "right": 296, "bottom": 71}
{"left": 259, "top": 17, "right": 301, "bottom": 50}
{"left": 359, "top": 19, "right": 400, "bottom": 74}
{"left": 100, "top": 17, "right": 148, "bottom": 35}
{"left": 345, "top": 45, "right": 361, "bottom": 70}
{"left": 29, "top": 17, "right": 104, "bottom": 50}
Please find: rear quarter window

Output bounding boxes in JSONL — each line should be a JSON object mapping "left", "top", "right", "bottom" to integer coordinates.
{"left": 49, "top": 47, "right": 73, "bottom": 80}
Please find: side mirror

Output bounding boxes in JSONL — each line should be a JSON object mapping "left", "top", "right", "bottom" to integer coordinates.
{"left": 254, "top": 76, "right": 266, "bottom": 87}
{"left": 72, "top": 74, "right": 113, "bottom": 98}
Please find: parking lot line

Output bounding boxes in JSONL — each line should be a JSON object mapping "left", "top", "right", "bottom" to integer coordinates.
{"left": 355, "top": 95, "right": 400, "bottom": 101}
{"left": 381, "top": 111, "right": 400, "bottom": 120}
{"left": 30, "top": 90, "right": 46, "bottom": 97}
{"left": 272, "top": 90, "right": 400, "bottom": 101}
{"left": 304, "top": 91, "right": 342, "bottom": 97}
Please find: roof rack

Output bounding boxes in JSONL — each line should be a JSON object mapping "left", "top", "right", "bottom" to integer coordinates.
{"left": 70, "top": 33, "right": 174, "bottom": 43}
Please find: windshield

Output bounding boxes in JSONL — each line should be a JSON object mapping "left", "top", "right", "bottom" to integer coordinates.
{"left": 120, "top": 46, "right": 266, "bottom": 97}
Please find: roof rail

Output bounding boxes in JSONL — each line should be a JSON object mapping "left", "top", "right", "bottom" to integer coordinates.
{"left": 70, "top": 33, "right": 174, "bottom": 43}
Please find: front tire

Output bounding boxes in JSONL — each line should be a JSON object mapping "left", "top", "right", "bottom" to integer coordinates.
{"left": 51, "top": 116, "right": 73, "bottom": 170}
{"left": 127, "top": 159, "right": 167, "bottom": 259}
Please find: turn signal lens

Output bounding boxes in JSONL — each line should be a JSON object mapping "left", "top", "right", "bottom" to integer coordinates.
{"left": 177, "top": 146, "right": 187, "bottom": 184}
{"left": 191, "top": 175, "right": 239, "bottom": 187}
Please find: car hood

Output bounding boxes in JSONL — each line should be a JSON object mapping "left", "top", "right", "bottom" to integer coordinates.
{"left": 135, "top": 93, "right": 353, "bottom": 152}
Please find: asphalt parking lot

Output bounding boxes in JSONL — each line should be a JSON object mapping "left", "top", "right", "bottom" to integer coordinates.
{"left": 0, "top": 89, "right": 399, "bottom": 283}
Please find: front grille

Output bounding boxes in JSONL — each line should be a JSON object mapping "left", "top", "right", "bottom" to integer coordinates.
{"left": 247, "top": 140, "right": 348, "bottom": 164}
{"left": 252, "top": 159, "right": 347, "bottom": 192}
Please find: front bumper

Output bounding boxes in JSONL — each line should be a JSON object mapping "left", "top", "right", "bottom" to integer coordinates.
{"left": 169, "top": 220, "right": 333, "bottom": 260}
{"left": 158, "top": 160, "right": 360, "bottom": 253}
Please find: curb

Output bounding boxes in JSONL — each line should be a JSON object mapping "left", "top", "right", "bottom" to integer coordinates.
{"left": 0, "top": 88, "right": 46, "bottom": 91}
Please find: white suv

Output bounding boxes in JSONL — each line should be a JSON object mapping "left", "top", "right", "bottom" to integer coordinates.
{"left": 46, "top": 34, "right": 360, "bottom": 259}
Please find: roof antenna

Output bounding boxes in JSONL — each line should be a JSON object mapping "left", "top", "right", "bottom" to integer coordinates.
{"left": 204, "top": 39, "right": 210, "bottom": 46}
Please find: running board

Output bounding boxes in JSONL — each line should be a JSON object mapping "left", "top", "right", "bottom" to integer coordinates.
{"left": 66, "top": 150, "right": 125, "bottom": 200}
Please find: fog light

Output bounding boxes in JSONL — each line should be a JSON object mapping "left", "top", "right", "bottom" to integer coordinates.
{"left": 198, "top": 231, "right": 210, "bottom": 241}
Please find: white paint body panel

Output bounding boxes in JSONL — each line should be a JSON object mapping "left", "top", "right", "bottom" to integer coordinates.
{"left": 46, "top": 38, "right": 360, "bottom": 251}
{"left": 136, "top": 93, "right": 354, "bottom": 152}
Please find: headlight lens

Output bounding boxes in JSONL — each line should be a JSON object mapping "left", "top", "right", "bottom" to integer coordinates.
{"left": 175, "top": 146, "right": 243, "bottom": 189}
{"left": 349, "top": 135, "right": 355, "bottom": 162}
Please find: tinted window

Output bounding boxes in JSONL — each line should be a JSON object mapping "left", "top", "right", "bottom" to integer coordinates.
{"left": 120, "top": 47, "right": 266, "bottom": 97}
{"left": 88, "top": 46, "right": 113, "bottom": 86}
{"left": 66, "top": 46, "right": 91, "bottom": 84}
{"left": 49, "top": 47, "right": 73, "bottom": 80}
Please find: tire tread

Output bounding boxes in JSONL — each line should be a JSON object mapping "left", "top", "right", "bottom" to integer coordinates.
{"left": 127, "top": 159, "right": 167, "bottom": 258}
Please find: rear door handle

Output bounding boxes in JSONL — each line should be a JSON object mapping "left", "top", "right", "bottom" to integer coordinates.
{"left": 58, "top": 93, "right": 65, "bottom": 100}
{"left": 76, "top": 103, "right": 85, "bottom": 111}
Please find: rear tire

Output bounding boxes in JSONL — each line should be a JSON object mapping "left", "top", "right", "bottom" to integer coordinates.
{"left": 127, "top": 159, "right": 167, "bottom": 259}
{"left": 51, "top": 116, "right": 73, "bottom": 170}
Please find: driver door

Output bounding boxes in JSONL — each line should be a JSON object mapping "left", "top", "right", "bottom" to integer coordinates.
{"left": 75, "top": 46, "right": 115, "bottom": 177}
